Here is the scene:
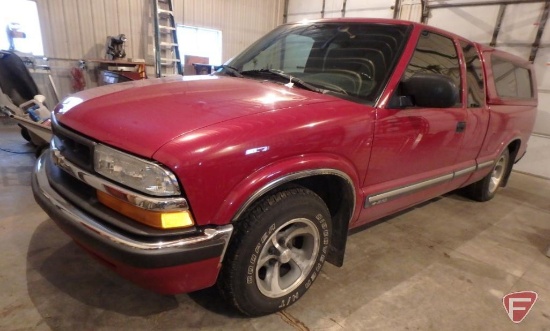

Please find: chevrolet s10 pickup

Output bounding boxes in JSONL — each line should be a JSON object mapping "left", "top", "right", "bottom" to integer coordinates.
{"left": 32, "top": 18, "right": 537, "bottom": 316}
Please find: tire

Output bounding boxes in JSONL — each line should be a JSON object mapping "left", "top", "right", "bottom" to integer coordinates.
{"left": 20, "top": 127, "right": 31, "bottom": 142}
{"left": 218, "top": 186, "right": 332, "bottom": 316}
{"left": 467, "top": 148, "right": 510, "bottom": 202}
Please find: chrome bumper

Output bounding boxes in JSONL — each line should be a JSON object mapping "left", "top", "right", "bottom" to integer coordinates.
{"left": 32, "top": 151, "right": 233, "bottom": 268}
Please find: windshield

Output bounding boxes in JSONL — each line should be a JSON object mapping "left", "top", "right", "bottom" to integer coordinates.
{"left": 221, "top": 22, "right": 410, "bottom": 103}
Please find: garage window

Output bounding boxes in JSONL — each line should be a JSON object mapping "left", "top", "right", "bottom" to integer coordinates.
{"left": 176, "top": 25, "right": 222, "bottom": 65}
{"left": 0, "top": 0, "right": 44, "bottom": 55}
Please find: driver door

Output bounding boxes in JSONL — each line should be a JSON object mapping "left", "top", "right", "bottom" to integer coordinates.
{"left": 359, "top": 30, "right": 467, "bottom": 224}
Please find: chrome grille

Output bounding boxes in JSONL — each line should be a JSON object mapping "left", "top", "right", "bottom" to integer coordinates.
{"left": 51, "top": 116, "right": 95, "bottom": 172}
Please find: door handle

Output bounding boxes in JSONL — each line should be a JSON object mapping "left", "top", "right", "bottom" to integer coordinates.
{"left": 456, "top": 121, "right": 466, "bottom": 133}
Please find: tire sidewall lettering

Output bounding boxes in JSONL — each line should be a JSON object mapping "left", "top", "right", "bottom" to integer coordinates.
{"left": 246, "top": 222, "right": 278, "bottom": 287}
{"left": 226, "top": 189, "right": 333, "bottom": 315}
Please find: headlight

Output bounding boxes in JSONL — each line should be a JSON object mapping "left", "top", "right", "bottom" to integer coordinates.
{"left": 94, "top": 144, "right": 181, "bottom": 196}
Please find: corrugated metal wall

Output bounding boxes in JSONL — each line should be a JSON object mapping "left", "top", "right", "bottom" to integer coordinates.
{"left": 31, "top": 0, "right": 284, "bottom": 101}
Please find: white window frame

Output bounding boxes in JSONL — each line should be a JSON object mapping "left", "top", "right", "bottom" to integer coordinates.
{"left": 176, "top": 25, "right": 222, "bottom": 65}
{"left": 0, "top": 0, "right": 44, "bottom": 55}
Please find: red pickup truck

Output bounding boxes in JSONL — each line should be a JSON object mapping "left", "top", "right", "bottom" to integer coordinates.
{"left": 32, "top": 18, "right": 537, "bottom": 316}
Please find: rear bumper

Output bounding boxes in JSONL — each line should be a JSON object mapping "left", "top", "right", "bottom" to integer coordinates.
{"left": 32, "top": 152, "right": 233, "bottom": 294}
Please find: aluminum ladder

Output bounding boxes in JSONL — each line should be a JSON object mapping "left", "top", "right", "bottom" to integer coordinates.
{"left": 153, "top": 0, "right": 183, "bottom": 77}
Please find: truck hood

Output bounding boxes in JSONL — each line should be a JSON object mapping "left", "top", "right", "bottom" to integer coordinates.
{"left": 55, "top": 75, "right": 336, "bottom": 158}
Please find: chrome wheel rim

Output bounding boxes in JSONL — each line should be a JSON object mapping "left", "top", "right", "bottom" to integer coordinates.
{"left": 489, "top": 153, "right": 508, "bottom": 194}
{"left": 255, "top": 218, "right": 320, "bottom": 298}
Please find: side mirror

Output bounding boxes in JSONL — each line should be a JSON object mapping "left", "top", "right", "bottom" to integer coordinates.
{"left": 401, "top": 73, "right": 459, "bottom": 108}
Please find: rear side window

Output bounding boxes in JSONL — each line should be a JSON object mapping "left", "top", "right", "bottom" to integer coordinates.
{"left": 492, "top": 56, "right": 533, "bottom": 99}
{"left": 461, "top": 41, "right": 485, "bottom": 108}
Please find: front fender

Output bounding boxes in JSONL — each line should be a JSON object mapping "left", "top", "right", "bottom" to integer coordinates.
{"left": 213, "top": 153, "right": 362, "bottom": 225}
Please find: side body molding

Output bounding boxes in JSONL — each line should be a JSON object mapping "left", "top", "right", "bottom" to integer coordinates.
{"left": 365, "top": 159, "right": 496, "bottom": 208}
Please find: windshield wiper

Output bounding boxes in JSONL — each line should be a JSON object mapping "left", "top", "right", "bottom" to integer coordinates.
{"left": 240, "top": 69, "right": 324, "bottom": 94}
{"left": 219, "top": 64, "right": 243, "bottom": 77}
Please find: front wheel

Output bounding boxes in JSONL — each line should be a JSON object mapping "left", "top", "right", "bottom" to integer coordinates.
{"left": 466, "top": 148, "right": 510, "bottom": 202}
{"left": 218, "top": 186, "right": 331, "bottom": 316}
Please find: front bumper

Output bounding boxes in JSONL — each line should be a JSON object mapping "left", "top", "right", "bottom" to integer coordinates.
{"left": 32, "top": 151, "right": 233, "bottom": 294}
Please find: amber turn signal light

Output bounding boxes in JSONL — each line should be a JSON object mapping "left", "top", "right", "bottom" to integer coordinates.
{"left": 97, "top": 190, "right": 194, "bottom": 229}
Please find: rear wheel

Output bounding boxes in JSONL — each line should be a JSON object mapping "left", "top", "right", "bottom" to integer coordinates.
{"left": 467, "top": 148, "right": 510, "bottom": 202}
{"left": 218, "top": 186, "right": 331, "bottom": 316}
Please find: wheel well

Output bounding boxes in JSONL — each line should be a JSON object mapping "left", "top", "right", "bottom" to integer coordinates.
{"left": 286, "top": 175, "right": 354, "bottom": 267}
{"left": 234, "top": 174, "right": 354, "bottom": 267}
{"left": 502, "top": 139, "right": 521, "bottom": 187}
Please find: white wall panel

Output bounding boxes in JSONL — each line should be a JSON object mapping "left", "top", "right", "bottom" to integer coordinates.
{"left": 398, "top": 0, "right": 422, "bottom": 22}
{"left": 427, "top": 6, "right": 499, "bottom": 43}
{"left": 324, "top": 0, "right": 344, "bottom": 18}
{"left": 286, "top": 0, "right": 323, "bottom": 22}
{"left": 346, "top": 0, "right": 394, "bottom": 19}
{"left": 535, "top": 49, "right": 550, "bottom": 89}
{"left": 533, "top": 47, "right": 550, "bottom": 135}
{"left": 176, "top": 0, "right": 284, "bottom": 61}
{"left": 498, "top": 3, "right": 542, "bottom": 45}
{"left": 286, "top": 0, "right": 396, "bottom": 21}
{"left": 534, "top": 92, "right": 550, "bottom": 135}
{"left": 495, "top": 46, "right": 531, "bottom": 61}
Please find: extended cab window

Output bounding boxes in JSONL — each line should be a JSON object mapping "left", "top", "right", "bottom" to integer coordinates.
{"left": 404, "top": 31, "right": 462, "bottom": 107}
{"left": 461, "top": 41, "right": 485, "bottom": 108}
{"left": 492, "top": 56, "right": 533, "bottom": 99}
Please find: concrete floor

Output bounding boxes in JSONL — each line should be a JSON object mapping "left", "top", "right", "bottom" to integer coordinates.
{"left": 1, "top": 116, "right": 550, "bottom": 331}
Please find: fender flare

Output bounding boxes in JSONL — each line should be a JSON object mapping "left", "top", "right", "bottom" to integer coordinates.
{"left": 211, "top": 153, "right": 362, "bottom": 225}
